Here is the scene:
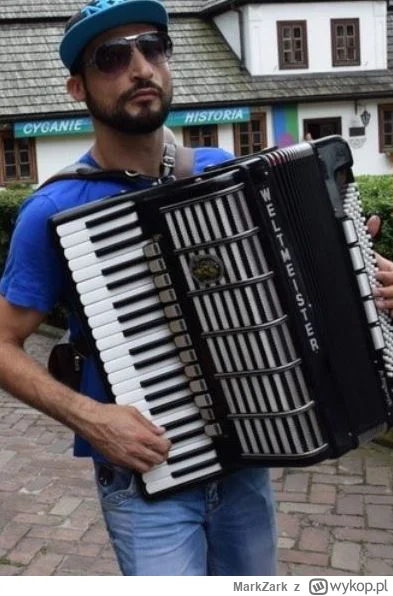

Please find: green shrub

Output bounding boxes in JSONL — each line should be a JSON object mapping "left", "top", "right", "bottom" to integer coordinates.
{"left": 0, "top": 187, "right": 31, "bottom": 274}
{"left": 357, "top": 175, "right": 393, "bottom": 261}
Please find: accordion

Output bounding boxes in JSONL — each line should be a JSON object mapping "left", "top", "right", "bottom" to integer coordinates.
{"left": 50, "top": 135, "right": 393, "bottom": 499}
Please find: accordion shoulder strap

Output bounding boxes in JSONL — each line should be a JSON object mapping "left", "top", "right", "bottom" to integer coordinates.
{"left": 39, "top": 143, "right": 195, "bottom": 190}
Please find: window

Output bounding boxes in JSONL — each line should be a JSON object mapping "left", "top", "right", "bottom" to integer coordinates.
{"left": 183, "top": 125, "right": 218, "bottom": 148}
{"left": 234, "top": 114, "right": 267, "bottom": 157}
{"left": 277, "top": 21, "right": 308, "bottom": 70}
{"left": 0, "top": 134, "right": 37, "bottom": 184}
{"left": 303, "top": 117, "right": 342, "bottom": 140}
{"left": 331, "top": 19, "right": 360, "bottom": 67}
{"left": 378, "top": 105, "right": 393, "bottom": 153}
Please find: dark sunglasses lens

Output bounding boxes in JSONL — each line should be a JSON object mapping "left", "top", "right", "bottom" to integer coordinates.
{"left": 95, "top": 41, "right": 131, "bottom": 73}
{"left": 137, "top": 33, "right": 173, "bottom": 63}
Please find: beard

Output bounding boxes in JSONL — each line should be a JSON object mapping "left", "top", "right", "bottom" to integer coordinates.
{"left": 84, "top": 80, "right": 173, "bottom": 134}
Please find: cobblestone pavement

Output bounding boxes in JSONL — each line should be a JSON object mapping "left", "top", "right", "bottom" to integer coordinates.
{"left": 0, "top": 330, "right": 393, "bottom": 576}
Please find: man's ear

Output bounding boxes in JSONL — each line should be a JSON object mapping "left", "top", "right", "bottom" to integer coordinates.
{"left": 67, "top": 75, "right": 86, "bottom": 102}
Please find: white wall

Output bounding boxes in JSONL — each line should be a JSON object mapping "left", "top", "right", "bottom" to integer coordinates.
{"left": 214, "top": 11, "right": 242, "bottom": 59}
{"left": 234, "top": 1, "right": 387, "bottom": 76}
{"left": 36, "top": 135, "right": 94, "bottom": 184}
{"left": 297, "top": 99, "right": 392, "bottom": 175}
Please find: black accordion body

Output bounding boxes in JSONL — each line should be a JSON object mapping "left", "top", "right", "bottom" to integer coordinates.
{"left": 50, "top": 136, "right": 393, "bottom": 498}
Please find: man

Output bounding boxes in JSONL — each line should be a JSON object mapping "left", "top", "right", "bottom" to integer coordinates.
{"left": 0, "top": 0, "right": 277, "bottom": 576}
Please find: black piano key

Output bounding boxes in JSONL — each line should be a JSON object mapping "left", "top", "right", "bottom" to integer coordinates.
{"left": 96, "top": 234, "right": 145, "bottom": 257}
{"left": 170, "top": 427, "right": 205, "bottom": 445}
{"left": 141, "top": 366, "right": 184, "bottom": 388}
{"left": 123, "top": 316, "right": 167, "bottom": 337}
{"left": 145, "top": 381, "right": 190, "bottom": 402}
{"left": 149, "top": 394, "right": 195, "bottom": 416}
{"left": 118, "top": 302, "right": 163, "bottom": 324}
{"left": 167, "top": 443, "right": 215, "bottom": 465}
{"left": 130, "top": 335, "right": 173, "bottom": 356}
{"left": 171, "top": 457, "right": 219, "bottom": 478}
{"left": 91, "top": 221, "right": 140, "bottom": 243}
{"left": 163, "top": 413, "right": 201, "bottom": 432}
{"left": 85, "top": 205, "right": 136, "bottom": 229}
{"left": 113, "top": 287, "right": 158, "bottom": 310}
{"left": 107, "top": 269, "right": 150, "bottom": 290}
{"left": 134, "top": 348, "right": 180, "bottom": 370}
{"left": 102, "top": 255, "right": 146, "bottom": 276}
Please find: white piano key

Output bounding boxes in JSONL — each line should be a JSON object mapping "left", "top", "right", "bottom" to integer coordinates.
{"left": 167, "top": 435, "right": 213, "bottom": 458}
{"left": 104, "top": 338, "right": 176, "bottom": 375}
{"left": 84, "top": 281, "right": 155, "bottom": 319}
{"left": 72, "top": 247, "right": 145, "bottom": 283}
{"left": 90, "top": 299, "right": 161, "bottom": 340}
{"left": 80, "top": 271, "right": 150, "bottom": 306}
{"left": 56, "top": 201, "right": 135, "bottom": 236}
{"left": 115, "top": 384, "right": 191, "bottom": 408}
{"left": 111, "top": 362, "right": 185, "bottom": 395}
{"left": 60, "top": 211, "right": 139, "bottom": 249}
{"left": 143, "top": 462, "right": 222, "bottom": 496}
{"left": 77, "top": 261, "right": 150, "bottom": 295}
{"left": 114, "top": 368, "right": 189, "bottom": 404}
{"left": 164, "top": 418, "right": 205, "bottom": 440}
{"left": 108, "top": 355, "right": 181, "bottom": 386}
{"left": 64, "top": 225, "right": 143, "bottom": 260}
{"left": 100, "top": 326, "right": 171, "bottom": 363}
{"left": 143, "top": 449, "right": 217, "bottom": 483}
{"left": 68, "top": 244, "right": 144, "bottom": 273}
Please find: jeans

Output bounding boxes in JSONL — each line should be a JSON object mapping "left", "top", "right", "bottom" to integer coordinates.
{"left": 94, "top": 462, "right": 277, "bottom": 576}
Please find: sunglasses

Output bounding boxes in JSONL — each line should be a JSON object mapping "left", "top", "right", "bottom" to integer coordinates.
{"left": 84, "top": 31, "right": 173, "bottom": 75}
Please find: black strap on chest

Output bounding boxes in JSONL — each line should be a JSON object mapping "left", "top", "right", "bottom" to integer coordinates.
{"left": 39, "top": 142, "right": 194, "bottom": 190}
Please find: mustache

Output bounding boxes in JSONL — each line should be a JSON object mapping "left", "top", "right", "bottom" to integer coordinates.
{"left": 120, "top": 81, "right": 163, "bottom": 102}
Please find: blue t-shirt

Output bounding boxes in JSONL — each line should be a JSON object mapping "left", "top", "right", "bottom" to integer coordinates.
{"left": 0, "top": 146, "right": 232, "bottom": 458}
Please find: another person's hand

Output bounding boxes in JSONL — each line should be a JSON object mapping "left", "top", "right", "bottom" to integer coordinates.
{"left": 367, "top": 215, "right": 393, "bottom": 314}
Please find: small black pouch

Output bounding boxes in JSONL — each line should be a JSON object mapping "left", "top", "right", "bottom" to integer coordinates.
{"left": 48, "top": 341, "right": 84, "bottom": 391}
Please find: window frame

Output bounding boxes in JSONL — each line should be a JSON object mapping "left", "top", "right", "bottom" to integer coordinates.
{"left": 331, "top": 18, "right": 361, "bottom": 67}
{"left": 378, "top": 104, "right": 393, "bottom": 153}
{"left": 0, "top": 133, "right": 38, "bottom": 185}
{"left": 233, "top": 113, "right": 267, "bottom": 157}
{"left": 183, "top": 125, "right": 218, "bottom": 148}
{"left": 277, "top": 20, "right": 309, "bottom": 70}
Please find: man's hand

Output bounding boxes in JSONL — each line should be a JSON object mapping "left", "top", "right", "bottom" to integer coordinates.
{"left": 367, "top": 215, "right": 393, "bottom": 313}
{"left": 85, "top": 403, "right": 171, "bottom": 473}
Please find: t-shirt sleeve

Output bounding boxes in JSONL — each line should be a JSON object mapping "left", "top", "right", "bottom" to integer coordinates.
{"left": 0, "top": 192, "right": 66, "bottom": 313}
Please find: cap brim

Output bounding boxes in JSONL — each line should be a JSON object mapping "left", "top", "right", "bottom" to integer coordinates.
{"left": 60, "top": 0, "right": 168, "bottom": 70}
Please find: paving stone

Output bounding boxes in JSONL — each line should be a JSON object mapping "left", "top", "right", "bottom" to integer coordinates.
{"left": 1, "top": 330, "right": 393, "bottom": 576}
{"left": 331, "top": 542, "right": 361, "bottom": 572}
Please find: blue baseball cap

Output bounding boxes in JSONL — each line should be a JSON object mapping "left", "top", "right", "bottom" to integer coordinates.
{"left": 60, "top": 0, "right": 169, "bottom": 71}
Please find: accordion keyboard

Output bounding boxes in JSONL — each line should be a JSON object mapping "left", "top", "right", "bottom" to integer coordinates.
{"left": 54, "top": 198, "right": 222, "bottom": 496}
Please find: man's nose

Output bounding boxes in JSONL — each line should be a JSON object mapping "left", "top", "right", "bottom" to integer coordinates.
{"left": 127, "top": 46, "right": 154, "bottom": 78}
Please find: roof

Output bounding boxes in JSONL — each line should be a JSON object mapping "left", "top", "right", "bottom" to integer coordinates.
{"left": 0, "top": 0, "right": 207, "bottom": 20}
{"left": 0, "top": 1, "right": 392, "bottom": 120}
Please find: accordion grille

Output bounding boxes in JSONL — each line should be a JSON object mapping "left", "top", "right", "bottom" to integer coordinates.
{"left": 163, "top": 183, "right": 326, "bottom": 459}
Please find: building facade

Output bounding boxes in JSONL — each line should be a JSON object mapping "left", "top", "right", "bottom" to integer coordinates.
{"left": 0, "top": 0, "right": 393, "bottom": 185}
